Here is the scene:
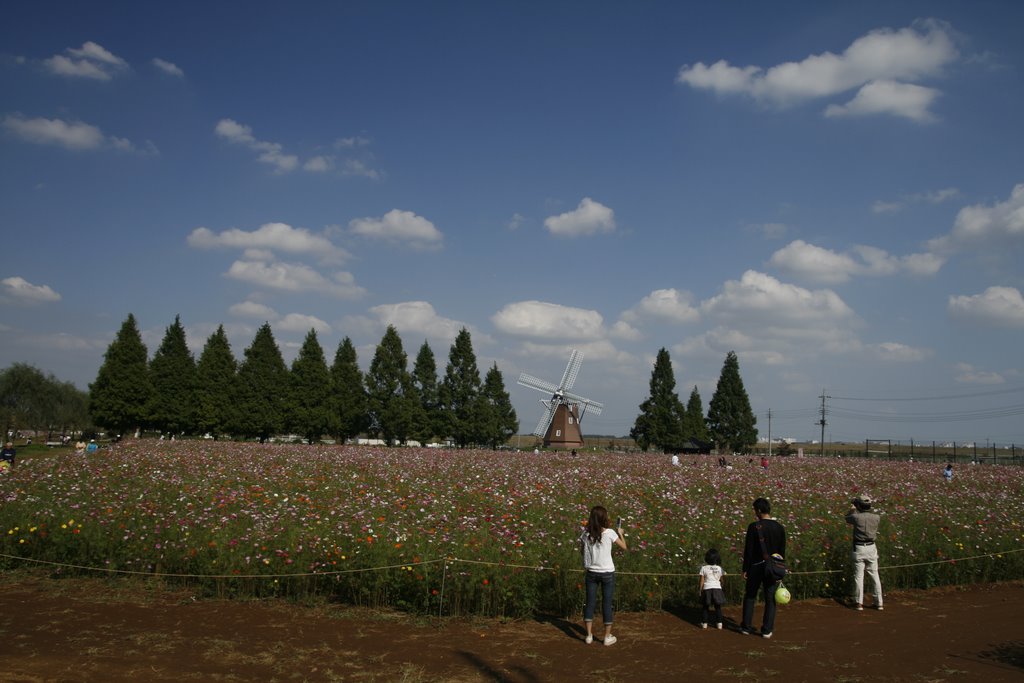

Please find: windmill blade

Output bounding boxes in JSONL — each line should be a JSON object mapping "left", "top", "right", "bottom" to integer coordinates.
{"left": 559, "top": 349, "right": 583, "bottom": 391}
{"left": 518, "top": 373, "right": 559, "bottom": 395}
{"left": 563, "top": 391, "right": 604, "bottom": 414}
{"left": 532, "top": 400, "right": 557, "bottom": 437}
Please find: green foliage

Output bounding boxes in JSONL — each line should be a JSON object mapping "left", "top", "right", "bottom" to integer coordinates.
{"left": 411, "top": 341, "right": 441, "bottom": 444}
{"left": 0, "top": 363, "right": 89, "bottom": 438}
{"left": 147, "top": 315, "right": 197, "bottom": 435}
{"left": 195, "top": 325, "right": 238, "bottom": 439}
{"left": 89, "top": 313, "right": 152, "bottom": 435}
{"left": 439, "top": 328, "right": 484, "bottom": 447}
{"left": 235, "top": 323, "right": 289, "bottom": 442}
{"left": 682, "top": 385, "right": 710, "bottom": 444}
{"left": 479, "top": 363, "right": 518, "bottom": 449}
{"left": 365, "top": 325, "right": 411, "bottom": 445}
{"left": 707, "top": 351, "right": 758, "bottom": 452}
{"left": 630, "top": 348, "right": 685, "bottom": 452}
{"left": 330, "top": 337, "right": 368, "bottom": 442}
{"left": 289, "top": 330, "right": 333, "bottom": 444}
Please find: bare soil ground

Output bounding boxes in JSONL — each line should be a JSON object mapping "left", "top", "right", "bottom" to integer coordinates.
{"left": 1, "top": 574, "right": 1021, "bottom": 682}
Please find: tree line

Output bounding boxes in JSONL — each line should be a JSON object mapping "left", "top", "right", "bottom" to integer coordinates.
{"left": 0, "top": 363, "right": 90, "bottom": 441}
{"left": 630, "top": 348, "right": 757, "bottom": 454}
{"left": 88, "top": 314, "right": 519, "bottom": 448}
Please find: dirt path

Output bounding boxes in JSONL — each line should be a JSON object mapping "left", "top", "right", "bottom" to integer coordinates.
{"left": 1, "top": 575, "right": 1022, "bottom": 682}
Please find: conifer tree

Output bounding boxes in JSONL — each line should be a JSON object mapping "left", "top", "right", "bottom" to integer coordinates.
{"left": 707, "top": 350, "right": 758, "bottom": 453}
{"left": 195, "top": 325, "right": 238, "bottom": 440}
{"left": 629, "top": 348, "right": 685, "bottom": 452}
{"left": 411, "top": 341, "right": 441, "bottom": 444}
{"left": 365, "top": 325, "right": 410, "bottom": 445}
{"left": 89, "top": 313, "right": 152, "bottom": 436}
{"left": 480, "top": 362, "right": 518, "bottom": 449}
{"left": 289, "top": 329, "right": 333, "bottom": 444}
{"left": 147, "top": 315, "right": 197, "bottom": 436}
{"left": 682, "top": 385, "right": 710, "bottom": 445}
{"left": 439, "top": 328, "right": 484, "bottom": 447}
{"left": 235, "top": 323, "right": 289, "bottom": 442}
{"left": 330, "top": 337, "right": 368, "bottom": 443}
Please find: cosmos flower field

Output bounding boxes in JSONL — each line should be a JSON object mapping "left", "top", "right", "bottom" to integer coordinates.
{"left": 1, "top": 442, "right": 1021, "bottom": 617}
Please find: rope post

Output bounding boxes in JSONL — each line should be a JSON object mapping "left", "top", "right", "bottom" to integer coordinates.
{"left": 438, "top": 558, "right": 449, "bottom": 619}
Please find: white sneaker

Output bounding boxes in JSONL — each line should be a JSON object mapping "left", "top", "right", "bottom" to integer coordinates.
{"left": 877, "top": 605, "right": 884, "bottom": 611}
{"left": 700, "top": 622, "right": 708, "bottom": 629}
{"left": 604, "top": 635, "right": 617, "bottom": 646}
{"left": 716, "top": 623, "right": 723, "bottom": 630}
{"left": 585, "top": 635, "right": 593, "bottom": 644}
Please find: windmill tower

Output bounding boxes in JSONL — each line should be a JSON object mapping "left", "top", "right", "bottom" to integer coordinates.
{"left": 518, "top": 349, "right": 603, "bottom": 449}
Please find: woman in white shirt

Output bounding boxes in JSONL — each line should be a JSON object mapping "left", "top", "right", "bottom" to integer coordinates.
{"left": 579, "top": 505, "right": 628, "bottom": 645}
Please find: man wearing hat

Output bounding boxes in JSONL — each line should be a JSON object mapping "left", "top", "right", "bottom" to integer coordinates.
{"left": 846, "top": 494, "right": 883, "bottom": 611}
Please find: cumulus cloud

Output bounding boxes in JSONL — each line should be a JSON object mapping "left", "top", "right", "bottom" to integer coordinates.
{"left": 152, "top": 58, "right": 184, "bottom": 77}
{"left": 769, "top": 240, "right": 943, "bottom": 283}
{"left": 948, "top": 286, "right": 1024, "bottom": 328}
{"left": 621, "top": 288, "right": 700, "bottom": 324}
{"left": 349, "top": 209, "right": 443, "bottom": 248}
{"left": 340, "top": 159, "right": 381, "bottom": 179}
{"left": 1, "top": 276, "right": 61, "bottom": 304}
{"left": 492, "top": 301, "right": 604, "bottom": 340}
{"left": 610, "top": 320, "right": 643, "bottom": 341}
{"left": 368, "top": 301, "right": 476, "bottom": 342}
{"left": 303, "top": 156, "right": 332, "bottom": 172}
{"left": 544, "top": 197, "right": 616, "bottom": 237}
{"left": 215, "top": 118, "right": 300, "bottom": 173}
{"left": 228, "top": 301, "right": 277, "bottom": 320}
{"left": 824, "top": 80, "right": 941, "bottom": 122}
{"left": 927, "top": 184, "right": 1024, "bottom": 254}
{"left": 872, "top": 187, "right": 959, "bottom": 213}
{"left": 277, "top": 313, "right": 331, "bottom": 334}
{"left": 677, "top": 19, "right": 958, "bottom": 121}
{"left": 187, "top": 223, "right": 349, "bottom": 262}
{"left": 702, "top": 270, "right": 855, "bottom": 325}
{"left": 44, "top": 41, "right": 128, "bottom": 80}
{"left": 225, "top": 259, "right": 365, "bottom": 299}
{"left": 3, "top": 115, "right": 104, "bottom": 150}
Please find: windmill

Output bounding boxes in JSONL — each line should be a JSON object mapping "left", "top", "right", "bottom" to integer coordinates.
{"left": 518, "top": 349, "right": 603, "bottom": 449}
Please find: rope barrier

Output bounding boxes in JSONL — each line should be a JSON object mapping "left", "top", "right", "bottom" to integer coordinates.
{"left": 1, "top": 547, "right": 1021, "bottom": 581}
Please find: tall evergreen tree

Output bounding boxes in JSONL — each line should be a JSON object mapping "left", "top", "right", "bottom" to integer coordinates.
{"left": 629, "top": 348, "right": 685, "bottom": 452}
{"left": 411, "top": 341, "right": 441, "bottom": 444}
{"left": 330, "top": 337, "right": 368, "bottom": 443}
{"left": 235, "top": 323, "right": 289, "bottom": 442}
{"left": 479, "top": 362, "right": 519, "bottom": 449}
{"left": 89, "top": 313, "right": 152, "bottom": 436}
{"left": 195, "top": 325, "right": 238, "bottom": 439}
{"left": 289, "top": 329, "right": 332, "bottom": 444}
{"left": 147, "top": 315, "right": 197, "bottom": 436}
{"left": 707, "top": 351, "right": 758, "bottom": 453}
{"left": 681, "top": 385, "right": 710, "bottom": 445}
{"left": 365, "top": 325, "right": 410, "bottom": 445}
{"left": 439, "top": 328, "right": 484, "bottom": 447}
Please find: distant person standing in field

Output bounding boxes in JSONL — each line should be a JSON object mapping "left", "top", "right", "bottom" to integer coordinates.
{"left": 0, "top": 441, "right": 15, "bottom": 470}
{"left": 944, "top": 463, "right": 954, "bottom": 481}
{"left": 579, "top": 505, "right": 627, "bottom": 646}
{"left": 740, "top": 497, "right": 786, "bottom": 638}
{"left": 846, "top": 495, "right": 883, "bottom": 611}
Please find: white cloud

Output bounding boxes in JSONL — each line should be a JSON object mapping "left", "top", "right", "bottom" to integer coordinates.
{"left": 228, "top": 301, "right": 277, "bottom": 320}
{"left": 303, "top": 156, "right": 332, "bottom": 172}
{"left": 4, "top": 115, "right": 104, "bottom": 150}
{"left": 0, "top": 276, "right": 61, "bottom": 304}
{"left": 769, "top": 240, "right": 943, "bottom": 283}
{"left": 543, "top": 197, "right": 616, "bottom": 237}
{"left": 702, "top": 270, "right": 855, "bottom": 324}
{"left": 927, "top": 184, "right": 1024, "bottom": 254}
{"left": 187, "top": 222, "right": 349, "bottom": 261}
{"left": 340, "top": 159, "right": 381, "bottom": 179}
{"left": 869, "top": 342, "right": 929, "bottom": 362}
{"left": 824, "top": 80, "right": 941, "bottom": 122}
{"left": 335, "top": 136, "right": 371, "bottom": 148}
{"left": 507, "top": 213, "right": 526, "bottom": 231}
{"left": 278, "top": 313, "right": 331, "bottom": 334}
{"left": 953, "top": 362, "right": 1005, "bottom": 385}
{"left": 622, "top": 288, "right": 700, "bottom": 324}
{"left": 225, "top": 259, "right": 366, "bottom": 299}
{"left": 677, "top": 19, "right": 958, "bottom": 120}
{"left": 152, "top": 58, "right": 184, "bottom": 77}
{"left": 44, "top": 41, "right": 128, "bottom": 80}
{"left": 214, "top": 118, "right": 300, "bottom": 173}
{"left": 872, "top": 187, "right": 959, "bottom": 213}
{"left": 492, "top": 301, "right": 604, "bottom": 340}
{"left": 609, "top": 320, "right": 643, "bottom": 341}
{"left": 948, "top": 286, "right": 1024, "bottom": 328}
{"left": 349, "top": 209, "right": 443, "bottom": 248}
{"left": 368, "top": 301, "right": 474, "bottom": 342}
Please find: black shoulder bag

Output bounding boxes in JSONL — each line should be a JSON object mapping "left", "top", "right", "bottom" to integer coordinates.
{"left": 756, "top": 522, "right": 787, "bottom": 582}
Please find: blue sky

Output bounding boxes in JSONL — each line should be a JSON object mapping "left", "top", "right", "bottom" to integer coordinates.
{"left": 2, "top": 1, "right": 1023, "bottom": 445}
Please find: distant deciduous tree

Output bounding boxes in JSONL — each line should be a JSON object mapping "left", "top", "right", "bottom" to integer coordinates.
{"left": 235, "top": 323, "right": 289, "bottom": 442}
{"left": 707, "top": 350, "right": 757, "bottom": 453}
{"left": 90, "top": 313, "right": 152, "bottom": 436}
{"left": 630, "top": 348, "right": 685, "bottom": 452}
{"left": 147, "top": 315, "right": 197, "bottom": 436}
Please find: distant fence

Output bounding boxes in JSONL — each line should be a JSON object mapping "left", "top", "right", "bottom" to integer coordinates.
{"left": 752, "top": 441, "right": 1023, "bottom": 465}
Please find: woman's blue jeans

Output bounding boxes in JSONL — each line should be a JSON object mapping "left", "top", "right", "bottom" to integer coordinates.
{"left": 584, "top": 570, "right": 615, "bottom": 624}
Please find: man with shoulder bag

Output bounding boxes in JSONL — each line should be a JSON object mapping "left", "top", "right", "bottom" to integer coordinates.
{"left": 740, "top": 497, "right": 787, "bottom": 639}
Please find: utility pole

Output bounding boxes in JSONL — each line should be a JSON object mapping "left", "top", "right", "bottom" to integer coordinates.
{"left": 818, "top": 389, "right": 830, "bottom": 457}
{"left": 767, "top": 408, "right": 772, "bottom": 457}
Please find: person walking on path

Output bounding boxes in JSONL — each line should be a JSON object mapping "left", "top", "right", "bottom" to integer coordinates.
{"left": 698, "top": 548, "right": 727, "bottom": 630}
{"left": 846, "top": 494, "right": 883, "bottom": 611}
{"left": 579, "top": 505, "right": 627, "bottom": 645}
{"left": 740, "top": 497, "right": 786, "bottom": 638}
